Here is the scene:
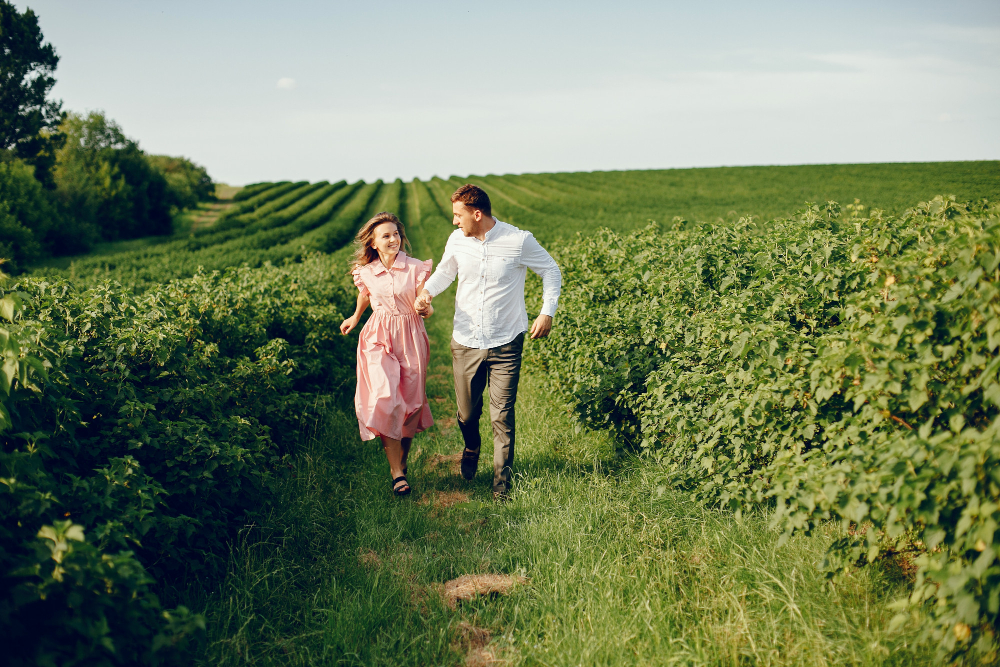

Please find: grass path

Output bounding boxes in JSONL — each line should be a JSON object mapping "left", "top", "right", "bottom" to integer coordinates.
{"left": 190, "top": 200, "right": 935, "bottom": 666}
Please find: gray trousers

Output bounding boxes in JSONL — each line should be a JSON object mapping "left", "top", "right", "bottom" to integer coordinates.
{"left": 450, "top": 333, "right": 524, "bottom": 493}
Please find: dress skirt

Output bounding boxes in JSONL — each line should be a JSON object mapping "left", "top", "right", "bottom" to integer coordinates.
{"left": 354, "top": 309, "right": 434, "bottom": 441}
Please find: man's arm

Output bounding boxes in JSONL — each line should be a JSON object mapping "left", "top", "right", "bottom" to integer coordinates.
{"left": 521, "top": 233, "right": 561, "bottom": 338}
{"left": 415, "top": 236, "right": 458, "bottom": 314}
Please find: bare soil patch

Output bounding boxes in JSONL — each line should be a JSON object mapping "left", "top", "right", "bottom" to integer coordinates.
{"left": 439, "top": 574, "right": 528, "bottom": 609}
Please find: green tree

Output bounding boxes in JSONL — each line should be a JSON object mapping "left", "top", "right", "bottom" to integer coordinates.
{"left": 0, "top": 156, "right": 65, "bottom": 267}
{"left": 0, "top": 2, "right": 64, "bottom": 187}
{"left": 54, "top": 112, "right": 171, "bottom": 242}
{"left": 146, "top": 154, "right": 215, "bottom": 210}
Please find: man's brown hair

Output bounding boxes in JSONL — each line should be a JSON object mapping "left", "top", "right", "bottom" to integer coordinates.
{"left": 451, "top": 184, "right": 492, "bottom": 218}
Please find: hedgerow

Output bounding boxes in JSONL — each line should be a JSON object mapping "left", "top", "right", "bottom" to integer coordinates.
{"left": 0, "top": 253, "right": 356, "bottom": 664}
{"left": 530, "top": 196, "right": 1000, "bottom": 663}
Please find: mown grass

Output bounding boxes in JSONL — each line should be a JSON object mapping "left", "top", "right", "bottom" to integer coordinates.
{"left": 182, "top": 202, "right": 935, "bottom": 665}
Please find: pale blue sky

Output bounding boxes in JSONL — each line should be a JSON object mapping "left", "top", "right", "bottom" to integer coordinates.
{"left": 18, "top": 1, "right": 1000, "bottom": 185}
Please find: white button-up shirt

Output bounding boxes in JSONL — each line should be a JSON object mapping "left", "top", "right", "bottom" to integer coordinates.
{"left": 424, "top": 218, "right": 561, "bottom": 349}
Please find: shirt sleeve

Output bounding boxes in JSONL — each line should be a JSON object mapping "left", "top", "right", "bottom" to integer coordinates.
{"left": 423, "top": 235, "right": 458, "bottom": 297}
{"left": 521, "top": 233, "right": 561, "bottom": 317}
{"left": 351, "top": 266, "right": 370, "bottom": 296}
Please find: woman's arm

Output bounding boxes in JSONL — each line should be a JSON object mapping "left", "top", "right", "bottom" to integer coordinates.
{"left": 340, "top": 291, "right": 370, "bottom": 335}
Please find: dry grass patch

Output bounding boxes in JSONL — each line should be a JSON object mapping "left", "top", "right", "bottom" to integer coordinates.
{"left": 439, "top": 574, "right": 528, "bottom": 609}
{"left": 185, "top": 201, "right": 236, "bottom": 231}
{"left": 426, "top": 452, "right": 463, "bottom": 475}
{"left": 388, "top": 550, "right": 415, "bottom": 574}
{"left": 357, "top": 547, "right": 413, "bottom": 576}
{"left": 214, "top": 183, "right": 242, "bottom": 200}
{"left": 419, "top": 490, "right": 472, "bottom": 509}
{"left": 358, "top": 549, "right": 381, "bottom": 569}
{"left": 454, "top": 621, "right": 503, "bottom": 667}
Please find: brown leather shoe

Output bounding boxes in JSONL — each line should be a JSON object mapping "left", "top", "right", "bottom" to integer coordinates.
{"left": 460, "top": 449, "right": 479, "bottom": 480}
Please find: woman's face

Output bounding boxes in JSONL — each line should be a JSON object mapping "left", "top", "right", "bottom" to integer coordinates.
{"left": 372, "top": 222, "right": 401, "bottom": 257}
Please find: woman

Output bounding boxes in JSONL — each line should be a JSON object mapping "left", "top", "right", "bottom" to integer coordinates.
{"left": 340, "top": 212, "right": 434, "bottom": 496}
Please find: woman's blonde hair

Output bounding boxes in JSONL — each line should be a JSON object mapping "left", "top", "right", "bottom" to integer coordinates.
{"left": 350, "top": 212, "right": 412, "bottom": 271}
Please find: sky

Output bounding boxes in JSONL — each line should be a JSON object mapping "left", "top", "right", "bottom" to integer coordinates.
{"left": 17, "top": 0, "right": 1000, "bottom": 185}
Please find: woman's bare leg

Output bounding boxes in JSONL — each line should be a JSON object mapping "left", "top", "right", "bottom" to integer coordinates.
{"left": 381, "top": 435, "right": 408, "bottom": 492}
{"left": 401, "top": 437, "right": 413, "bottom": 471}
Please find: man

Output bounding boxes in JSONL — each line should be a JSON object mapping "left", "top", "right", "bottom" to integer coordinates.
{"left": 415, "top": 184, "right": 561, "bottom": 501}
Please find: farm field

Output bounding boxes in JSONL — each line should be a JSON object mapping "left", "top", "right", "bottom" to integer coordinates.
{"left": 31, "top": 160, "right": 1000, "bottom": 289}
{"left": 3, "top": 160, "right": 998, "bottom": 666}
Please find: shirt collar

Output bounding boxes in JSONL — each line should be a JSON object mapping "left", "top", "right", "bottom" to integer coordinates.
{"left": 482, "top": 217, "right": 502, "bottom": 242}
{"left": 370, "top": 250, "right": 407, "bottom": 275}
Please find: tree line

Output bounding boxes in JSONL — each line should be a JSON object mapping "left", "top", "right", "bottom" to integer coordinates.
{"left": 0, "top": 2, "right": 215, "bottom": 272}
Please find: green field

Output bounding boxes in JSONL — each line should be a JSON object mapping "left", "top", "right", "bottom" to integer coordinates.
{"left": 5, "top": 161, "right": 999, "bottom": 666}
{"left": 32, "top": 161, "right": 1000, "bottom": 289}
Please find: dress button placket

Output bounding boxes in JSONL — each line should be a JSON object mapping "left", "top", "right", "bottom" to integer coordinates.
{"left": 389, "top": 270, "right": 397, "bottom": 315}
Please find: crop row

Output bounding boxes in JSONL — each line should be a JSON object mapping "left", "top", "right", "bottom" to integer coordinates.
{"left": 1, "top": 253, "right": 358, "bottom": 664}
{"left": 37, "top": 177, "right": 399, "bottom": 290}
{"left": 528, "top": 196, "right": 1000, "bottom": 663}
{"left": 0, "top": 173, "right": 420, "bottom": 663}
{"left": 215, "top": 180, "right": 300, "bottom": 222}
{"left": 231, "top": 181, "right": 279, "bottom": 202}
{"left": 422, "top": 163, "right": 1000, "bottom": 246}
{"left": 214, "top": 181, "right": 319, "bottom": 229}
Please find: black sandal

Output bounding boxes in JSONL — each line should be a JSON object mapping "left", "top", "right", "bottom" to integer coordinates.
{"left": 392, "top": 475, "right": 411, "bottom": 496}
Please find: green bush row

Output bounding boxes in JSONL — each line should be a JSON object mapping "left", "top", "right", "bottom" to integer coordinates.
{"left": 205, "top": 181, "right": 336, "bottom": 238}
{"left": 230, "top": 181, "right": 277, "bottom": 202}
{"left": 294, "top": 180, "right": 383, "bottom": 254}
{"left": 1, "top": 254, "right": 356, "bottom": 664}
{"left": 39, "top": 180, "right": 379, "bottom": 291}
{"left": 530, "top": 197, "right": 1000, "bottom": 663}
{"left": 212, "top": 180, "right": 300, "bottom": 224}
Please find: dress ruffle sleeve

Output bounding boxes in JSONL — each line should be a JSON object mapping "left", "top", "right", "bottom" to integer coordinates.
{"left": 351, "top": 267, "right": 370, "bottom": 296}
{"left": 416, "top": 259, "right": 433, "bottom": 285}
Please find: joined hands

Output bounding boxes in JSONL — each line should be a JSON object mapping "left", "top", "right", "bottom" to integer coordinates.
{"left": 414, "top": 290, "right": 433, "bottom": 318}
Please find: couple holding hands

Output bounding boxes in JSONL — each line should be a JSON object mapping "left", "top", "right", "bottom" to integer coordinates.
{"left": 339, "top": 184, "right": 561, "bottom": 499}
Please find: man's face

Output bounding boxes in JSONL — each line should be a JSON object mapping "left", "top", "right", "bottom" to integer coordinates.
{"left": 452, "top": 201, "right": 482, "bottom": 237}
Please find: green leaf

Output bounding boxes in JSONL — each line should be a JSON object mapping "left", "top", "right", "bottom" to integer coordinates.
{"left": 908, "top": 390, "right": 928, "bottom": 411}
{"left": 0, "top": 295, "right": 21, "bottom": 322}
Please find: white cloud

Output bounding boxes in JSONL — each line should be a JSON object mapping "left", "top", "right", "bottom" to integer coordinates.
{"left": 276, "top": 77, "right": 296, "bottom": 90}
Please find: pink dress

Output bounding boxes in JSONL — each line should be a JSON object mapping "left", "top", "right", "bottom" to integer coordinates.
{"left": 352, "top": 251, "right": 435, "bottom": 441}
